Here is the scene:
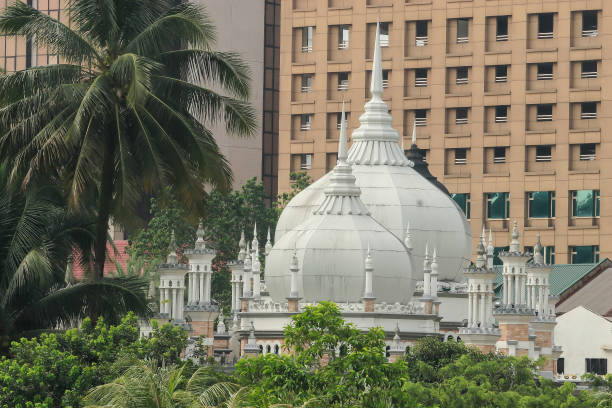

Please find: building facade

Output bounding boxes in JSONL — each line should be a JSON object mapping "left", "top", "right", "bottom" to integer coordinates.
{"left": 278, "top": 0, "right": 611, "bottom": 263}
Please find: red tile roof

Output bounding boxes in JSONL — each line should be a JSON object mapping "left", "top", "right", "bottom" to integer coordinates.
{"left": 72, "top": 240, "right": 131, "bottom": 279}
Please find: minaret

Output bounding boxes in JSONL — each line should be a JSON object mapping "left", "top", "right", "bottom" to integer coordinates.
{"left": 238, "top": 230, "right": 246, "bottom": 261}
{"left": 287, "top": 246, "right": 301, "bottom": 312}
{"left": 362, "top": 244, "right": 376, "bottom": 312}
{"left": 242, "top": 321, "right": 260, "bottom": 358}
{"left": 265, "top": 227, "right": 273, "bottom": 257}
{"left": 486, "top": 229, "right": 494, "bottom": 270}
{"left": 252, "top": 222, "right": 259, "bottom": 253}
{"left": 388, "top": 322, "right": 405, "bottom": 362}
{"left": 421, "top": 243, "right": 434, "bottom": 314}
{"left": 430, "top": 248, "right": 441, "bottom": 315}
{"left": 252, "top": 243, "right": 261, "bottom": 299}
{"left": 157, "top": 230, "right": 188, "bottom": 321}
{"left": 404, "top": 222, "right": 413, "bottom": 253}
{"left": 241, "top": 242, "right": 252, "bottom": 311}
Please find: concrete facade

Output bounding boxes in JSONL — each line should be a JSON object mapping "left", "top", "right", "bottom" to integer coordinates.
{"left": 279, "top": 0, "right": 612, "bottom": 263}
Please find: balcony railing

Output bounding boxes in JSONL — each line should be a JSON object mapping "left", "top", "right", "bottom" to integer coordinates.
{"left": 415, "top": 117, "right": 427, "bottom": 126}
{"left": 582, "top": 29, "right": 598, "bottom": 38}
{"left": 581, "top": 112, "right": 597, "bottom": 119}
{"left": 493, "top": 156, "right": 506, "bottom": 164}
{"left": 382, "top": 79, "right": 389, "bottom": 88}
{"left": 581, "top": 71, "right": 597, "bottom": 79}
{"left": 495, "top": 75, "right": 508, "bottom": 83}
{"left": 536, "top": 154, "right": 552, "bottom": 162}
{"left": 415, "top": 77, "right": 428, "bottom": 87}
{"left": 338, "top": 81, "right": 349, "bottom": 91}
{"left": 455, "top": 117, "right": 468, "bottom": 125}
{"left": 456, "top": 36, "right": 468, "bottom": 44}
{"left": 537, "top": 113, "right": 553, "bottom": 121}
{"left": 496, "top": 34, "right": 508, "bottom": 41}
{"left": 380, "top": 37, "right": 389, "bottom": 47}
{"left": 456, "top": 77, "right": 468, "bottom": 85}
{"left": 537, "top": 32, "right": 553, "bottom": 39}
{"left": 537, "top": 72, "right": 553, "bottom": 80}
{"left": 301, "top": 85, "right": 312, "bottom": 93}
{"left": 454, "top": 157, "right": 467, "bottom": 165}
{"left": 495, "top": 116, "right": 508, "bottom": 123}
{"left": 580, "top": 153, "right": 596, "bottom": 161}
{"left": 338, "top": 41, "right": 349, "bottom": 50}
{"left": 415, "top": 36, "right": 428, "bottom": 46}
{"left": 301, "top": 45, "right": 312, "bottom": 53}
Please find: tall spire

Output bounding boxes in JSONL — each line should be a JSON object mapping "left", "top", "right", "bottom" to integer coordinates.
{"left": 533, "top": 233, "right": 544, "bottom": 264}
{"left": 289, "top": 246, "right": 300, "bottom": 298}
{"left": 370, "top": 19, "right": 383, "bottom": 100}
{"left": 363, "top": 243, "right": 374, "bottom": 299}
{"left": 430, "top": 248, "right": 438, "bottom": 298}
{"left": 481, "top": 226, "right": 486, "bottom": 248}
{"left": 338, "top": 100, "right": 348, "bottom": 162}
{"left": 265, "top": 227, "right": 273, "bottom": 256}
{"left": 509, "top": 220, "right": 520, "bottom": 253}
{"left": 252, "top": 222, "right": 259, "bottom": 251}
{"left": 238, "top": 230, "right": 246, "bottom": 261}
{"left": 166, "top": 230, "right": 178, "bottom": 264}
{"left": 404, "top": 222, "right": 413, "bottom": 252}
{"left": 486, "top": 229, "right": 494, "bottom": 269}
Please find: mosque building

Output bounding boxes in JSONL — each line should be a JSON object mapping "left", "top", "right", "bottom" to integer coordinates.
{"left": 148, "top": 22, "right": 561, "bottom": 377}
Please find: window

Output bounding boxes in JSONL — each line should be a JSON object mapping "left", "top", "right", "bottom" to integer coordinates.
{"left": 580, "top": 144, "right": 596, "bottom": 161}
{"left": 487, "top": 192, "right": 510, "bottom": 219}
{"left": 338, "top": 72, "right": 349, "bottom": 91}
{"left": 420, "top": 149, "right": 428, "bottom": 162}
{"left": 338, "top": 25, "right": 350, "bottom": 49}
{"left": 495, "top": 106, "right": 508, "bottom": 123}
{"left": 538, "top": 13, "right": 554, "bottom": 39}
{"left": 537, "top": 105, "right": 553, "bottom": 121}
{"left": 572, "top": 190, "right": 600, "bottom": 217}
{"left": 528, "top": 191, "right": 555, "bottom": 218}
{"left": 414, "top": 109, "right": 427, "bottom": 126}
{"left": 301, "top": 74, "right": 312, "bottom": 93}
{"left": 546, "top": 246, "right": 555, "bottom": 264}
{"left": 571, "top": 246, "right": 600, "bottom": 264}
{"left": 457, "top": 19, "right": 469, "bottom": 43}
{"left": 586, "top": 358, "right": 607, "bottom": 375}
{"left": 493, "top": 246, "right": 510, "bottom": 266}
{"left": 454, "top": 148, "right": 467, "bottom": 165}
{"left": 452, "top": 193, "right": 471, "bottom": 219}
{"left": 557, "top": 358, "right": 565, "bottom": 374}
{"left": 496, "top": 16, "right": 509, "bottom": 41}
{"left": 382, "top": 70, "right": 389, "bottom": 88}
{"left": 493, "top": 147, "right": 506, "bottom": 163}
{"left": 495, "top": 65, "right": 508, "bottom": 82}
{"left": 300, "top": 154, "right": 312, "bottom": 170}
{"left": 537, "top": 63, "right": 553, "bottom": 80}
{"left": 416, "top": 21, "right": 428, "bottom": 46}
{"left": 455, "top": 108, "right": 468, "bottom": 125}
{"left": 300, "top": 114, "right": 311, "bottom": 130}
{"left": 302, "top": 26, "right": 313, "bottom": 52}
{"left": 582, "top": 11, "right": 598, "bottom": 37}
{"left": 380, "top": 22, "right": 390, "bottom": 47}
{"left": 456, "top": 67, "right": 468, "bottom": 85}
{"left": 415, "top": 68, "right": 428, "bottom": 87}
{"left": 536, "top": 145, "right": 552, "bottom": 162}
{"left": 581, "top": 61, "right": 598, "bottom": 78}
{"left": 336, "top": 112, "right": 348, "bottom": 129}
{"left": 581, "top": 102, "right": 597, "bottom": 119}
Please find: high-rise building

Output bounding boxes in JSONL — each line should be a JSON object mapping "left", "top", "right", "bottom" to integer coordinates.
{"left": 279, "top": 0, "right": 611, "bottom": 264}
{"left": 0, "top": 0, "right": 280, "bottom": 199}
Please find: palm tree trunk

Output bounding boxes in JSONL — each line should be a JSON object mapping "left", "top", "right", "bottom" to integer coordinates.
{"left": 94, "top": 135, "right": 116, "bottom": 281}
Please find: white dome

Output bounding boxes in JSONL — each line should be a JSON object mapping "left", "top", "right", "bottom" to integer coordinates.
{"left": 274, "top": 22, "right": 471, "bottom": 282}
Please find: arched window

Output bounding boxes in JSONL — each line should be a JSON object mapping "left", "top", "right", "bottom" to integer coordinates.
{"left": 339, "top": 344, "right": 348, "bottom": 357}
{"left": 385, "top": 345, "right": 390, "bottom": 358}
{"left": 266, "top": 344, "right": 271, "bottom": 354}
{"left": 274, "top": 344, "right": 280, "bottom": 354}
{"left": 169, "top": 281, "right": 172, "bottom": 287}
{"left": 259, "top": 345, "right": 263, "bottom": 353}
{"left": 456, "top": 336, "right": 462, "bottom": 342}
{"left": 197, "top": 265, "right": 200, "bottom": 272}
{"left": 447, "top": 335, "right": 454, "bottom": 342}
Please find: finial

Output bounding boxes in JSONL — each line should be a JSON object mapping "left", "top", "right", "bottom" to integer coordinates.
{"left": 411, "top": 120, "right": 417, "bottom": 146}
{"left": 370, "top": 20, "right": 383, "bottom": 99}
{"left": 248, "top": 321, "right": 256, "bottom": 340}
{"left": 289, "top": 244, "right": 300, "bottom": 298}
{"left": 166, "top": 230, "right": 178, "bottom": 264}
{"left": 290, "top": 245, "right": 299, "bottom": 271}
{"left": 393, "top": 322, "right": 401, "bottom": 343}
{"left": 238, "top": 230, "right": 246, "bottom": 261}
{"left": 510, "top": 220, "right": 520, "bottom": 252}
{"left": 244, "top": 242, "right": 252, "bottom": 270}
{"left": 404, "top": 222, "right": 413, "bottom": 251}
{"left": 338, "top": 100, "right": 348, "bottom": 162}
{"left": 195, "top": 218, "right": 205, "bottom": 249}
{"left": 365, "top": 242, "right": 373, "bottom": 271}
{"left": 481, "top": 226, "right": 486, "bottom": 247}
{"left": 533, "top": 233, "right": 544, "bottom": 264}
{"left": 252, "top": 222, "right": 259, "bottom": 250}
{"left": 265, "top": 227, "right": 273, "bottom": 256}
{"left": 423, "top": 242, "right": 431, "bottom": 271}
{"left": 431, "top": 248, "right": 438, "bottom": 275}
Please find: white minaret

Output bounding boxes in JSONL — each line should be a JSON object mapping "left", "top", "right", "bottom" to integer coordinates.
{"left": 526, "top": 233, "right": 552, "bottom": 319}
{"left": 363, "top": 244, "right": 374, "bottom": 299}
{"left": 289, "top": 247, "right": 300, "bottom": 299}
{"left": 242, "top": 242, "right": 252, "bottom": 298}
{"left": 265, "top": 227, "right": 273, "bottom": 257}
{"left": 238, "top": 230, "right": 246, "bottom": 261}
{"left": 252, "top": 242, "right": 261, "bottom": 299}
{"left": 498, "top": 221, "right": 530, "bottom": 309}
{"left": 486, "top": 229, "right": 494, "bottom": 270}
{"left": 404, "top": 222, "right": 413, "bottom": 253}
{"left": 422, "top": 242, "right": 431, "bottom": 298}
{"left": 429, "top": 248, "right": 439, "bottom": 299}
{"left": 184, "top": 220, "right": 215, "bottom": 307}
{"left": 158, "top": 231, "right": 187, "bottom": 321}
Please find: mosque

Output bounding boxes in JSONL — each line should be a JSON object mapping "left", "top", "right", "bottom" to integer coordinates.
{"left": 150, "top": 22, "right": 562, "bottom": 378}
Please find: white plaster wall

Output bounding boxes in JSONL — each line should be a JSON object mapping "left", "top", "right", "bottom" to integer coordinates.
{"left": 197, "top": 0, "right": 265, "bottom": 188}
{"left": 438, "top": 295, "right": 468, "bottom": 325}
{"left": 555, "top": 306, "right": 612, "bottom": 376}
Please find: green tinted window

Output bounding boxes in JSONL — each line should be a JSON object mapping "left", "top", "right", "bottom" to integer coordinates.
{"left": 546, "top": 246, "right": 555, "bottom": 264}
{"left": 573, "top": 190, "right": 599, "bottom": 217}
{"left": 487, "top": 192, "right": 509, "bottom": 219}
{"left": 571, "top": 245, "right": 599, "bottom": 264}
{"left": 452, "top": 193, "right": 470, "bottom": 219}
{"left": 529, "top": 191, "right": 555, "bottom": 218}
{"left": 493, "top": 246, "right": 509, "bottom": 266}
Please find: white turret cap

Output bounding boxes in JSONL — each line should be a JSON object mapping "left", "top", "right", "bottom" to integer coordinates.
{"left": 166, "top": 230, "right": 178, "bottom": 264}
{"left": 509, "top": 220, "right": 521, "bottom": 253}
{"left": 265, "top": 227, "right": 273, "bottom": 256}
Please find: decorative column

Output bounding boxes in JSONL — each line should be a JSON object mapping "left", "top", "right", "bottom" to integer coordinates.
{"left": 243, "top": 321, "right": 260, "bottom": 358}
{"left": 362, "top": 246, "right": 376, "bottom": 313}
{"left": 171, "top": 287, "right": 177, "bottom": 320}
{"left": 177, "top": 286, "right": 185, "bottom": 321}
{"left": 467, "top": 291, "right": 474, "bottom": 327}
{"left": 188, "top": 273, "right": 194, "bottom": 305}
{"left": 287, "top": 247, "right": 301, "bottom": 312}
{"left": 252, "top": 244, "right": 261, "bottom": 299}
{"left": 430, "top": 249, "right": 440, "bottom": 315}
{"left": 420, "top": 244, "right": 433, "bottom": 314}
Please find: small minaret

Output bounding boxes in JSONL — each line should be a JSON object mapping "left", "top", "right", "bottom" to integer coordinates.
{"left": 238, "top": 230, "right": 246, "bottom": 261}
{"left": 265, "top": 227, "right": 273, "bottom": 257}
{"left": 404, "top": 222, "right": 413, "bottom": 253}
{"left": 421, "top": 243, "right": 434, "bottom": 314}
{"left": 242, "top": 321, "right": 260, "bottom": 358}
{"left": 486, "top": 229, "right": 494, "bottom": 270}
{"left": 157, "top": 230, "right": 188, "bottom": 321}
{"left": 362, "top": 245, "right": 376, "bottom": 312}
{"left": 216, "top": 309, "right": 226, "bottom": 335}
{"left": 195, "top": 219, "right": 206, "bottom": 250}
{"left": 251, "top": 222, "right": 259, "bottom": 253}
{"left": 167, "top": 230, "right": 178, "bottom": 264}
{"left": 430, "top": 248, "right": 441, "bottom": 315}
{"left": 241, "top": 243, "right": 252, "bottom": 311}
{"left": 287, "top": 247, "right": 301, "bottom": 312}
{"left": 388, "top": 322, "right": 405, "bottom": 363}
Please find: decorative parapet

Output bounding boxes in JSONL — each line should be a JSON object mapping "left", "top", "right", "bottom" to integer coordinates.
{"left": 246, "top": 299, "right": 425, "bottom": 314}
{"left": 184, "top": 303, "right": 220, "bottom": 312}
{"left": 415, "top": 280, "right": 469, "bottom": 294}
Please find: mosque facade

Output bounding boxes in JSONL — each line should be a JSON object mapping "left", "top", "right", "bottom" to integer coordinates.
{"left": 147, "top": 22, "right": 561, "bottom": 377}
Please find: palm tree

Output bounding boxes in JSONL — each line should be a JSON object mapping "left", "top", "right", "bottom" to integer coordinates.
{"left": 0, "top": 0, "right": 257, "bottom": 279}
{"left": 0, "top": 163, "right": 150, "bottom": 353}
{"left": 83, "top": 359, "right": 241, "bottom": 407}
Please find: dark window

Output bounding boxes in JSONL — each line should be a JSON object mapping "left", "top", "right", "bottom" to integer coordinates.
{"left": 416, "top": 20, "right": 428, "bottom": 44}
{"left": 496, "top": 16, "right": 509, "bottom": 40}
{"left": 493, "top": 147, "right": 506, "bottom": 163}
{"left": 572, "top": 190, "right": 600, "bottom": 217}
{"left": 495, "top": 65, "right": 508, "bottom": 82}
{"left": 454, "top": 148, "right": 467, "bottom": 165}
{"left": 528, "top": 191, "right": 555, "bottom": 218}
{"left": 581, "top": 102, "right": 597, "bottom": 119}
{"left": 546, "top": 246, "right": 555, "bottom": 264}
{"left": 456, "top": 108, "right": 468, "bottom": 124}
{"left": 302, "top": 26, "right": 313, "bottom": 52}
{"left": 452, "top": 193, "right": 471, "bottom": 219}
{"left": 581, "top": 61, "right": 598, "bottom": 78}
{"left": 301, "top": 74, "right": 312, "bottom": 92}
{"left": 415, "top": 68, "right": 428, "bottom": 87}
{"left": 538, "top": 13, "right": 554, "bottom": 38}
{"left": 338, "top": 72, "right": 349, "bottom": 90}
{"left": 456, "top": 67, "right": 468, "bottom": 85}
{"left": 536, "top": 145, "right": 552, "bottom": 162}
{"left": 580, "top": 144, "right": 596, "bottom": 160}
{"left": 339, "top": 25, "right": 350, "bottom": 49}
{"left": 457, "top": 19, "right": 469, "bottom": 42}
{"left": 415, "top": 109, "right": 427, "bottom": 126}
{"left": 537, "top": 105, "right": 553, "bottom": 121}
{"left": 493, "top": 246, "right": 510, "bottom": 265}
{"left": 557, "top": 358, "right": 565, "bottom": 374}
{"left": 586, "top": 358, "right": 607, "bottom": 375}
{"left": 537, "top": 63, "right": 553, "bottom": 80}
{"left": 487, "top": 192, "right": 510, "bottom": 219}
{"left": 572, "top": 247, "right": 600, "bottom": 264}
{"left": 582, "top": 11, "right": 598, "bottom": 36}
{"left": 495, "top": 106, "right": 508, "bottom": 123}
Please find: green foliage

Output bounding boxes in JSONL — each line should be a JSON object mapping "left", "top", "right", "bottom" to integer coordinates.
{"left": 276, "top": 172, "right": 312, "bottom": 211}
{"left": 0, "top": 313, "right": 187, "bottom": 407}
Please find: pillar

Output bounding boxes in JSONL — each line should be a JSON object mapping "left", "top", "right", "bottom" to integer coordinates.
{"left": 205, "top": 272, "right": 211, "bottom": 303}
{"left": 159, "top": 285, "right": 165, "bottom": 313}
{"left": 199, "top": 272, "right": 204, "bottom": 304}
{"left": 471, "top": 292, "right": 478, "bottom": 327}
{"left": 171, "top": 288, "right": 177, "bottom": 319}
{"left": 479, "top": 292, "right": 486, "bottom": 327}
{"left": 467, "top": 292, "right": 473, "bottom": 326}
{"left": 178, "top": 288, "right": 184, "bottom": 320}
